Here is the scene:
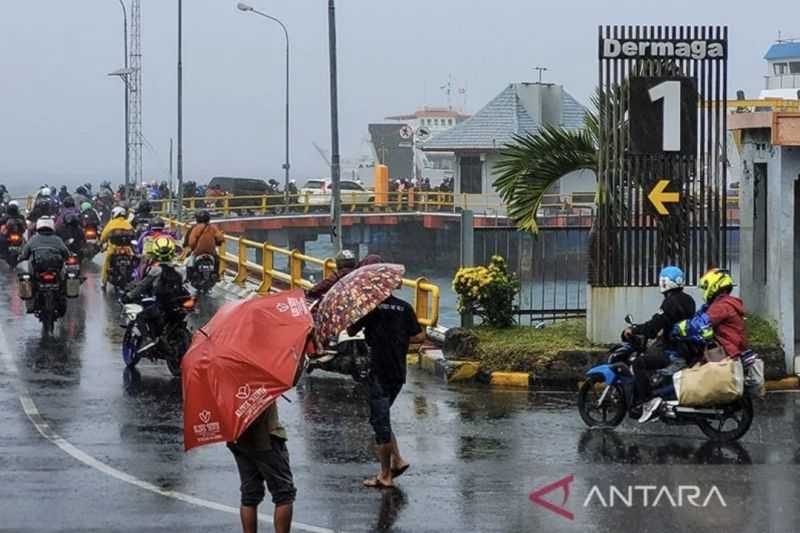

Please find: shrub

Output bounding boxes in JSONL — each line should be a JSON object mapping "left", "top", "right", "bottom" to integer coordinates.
{"left": 452, "top": 255, "right": 520, "bottom": 328}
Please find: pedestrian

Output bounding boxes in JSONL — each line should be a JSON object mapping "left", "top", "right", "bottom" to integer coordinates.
{"left": 227, "top": 402, "right": 296, "bottom": 533}
{"left": 348, "top": 292, "right": 426, "bottom": 488}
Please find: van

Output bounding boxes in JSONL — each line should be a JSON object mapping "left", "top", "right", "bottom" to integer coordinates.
{"left": 207, "top": 177, "right": 271, "bottom": 212}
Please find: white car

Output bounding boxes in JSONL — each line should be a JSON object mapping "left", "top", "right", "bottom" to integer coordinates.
{"left": 299, "top": 179, "right": 373, "bottom": 208}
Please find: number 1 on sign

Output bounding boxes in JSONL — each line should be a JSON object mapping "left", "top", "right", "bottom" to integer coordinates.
{"left": 648, "top": 80, "right": 681, "bottom": 152}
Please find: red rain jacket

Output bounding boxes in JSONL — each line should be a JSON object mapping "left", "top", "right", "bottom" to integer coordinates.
{"left": 707, "top": 294, "right": 747, "bottom": 357}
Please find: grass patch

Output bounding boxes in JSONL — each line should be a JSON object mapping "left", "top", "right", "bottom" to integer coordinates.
{"left": 745, "top": 314, "right": 780, "bottom": 347}
{"left": 472, "top": 319, "right": 601, "bottom": 373}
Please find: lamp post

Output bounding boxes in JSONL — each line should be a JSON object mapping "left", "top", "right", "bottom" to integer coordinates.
{"left": 117, "top": 0, "right": 130, "bottom": 198}
{"left": 327, "top": 0, "right": 342, "bottom": 251}
{"left": 176, "top": 0, "right": 184, "bottom": 222}
{"left": 236, "top": 2, "right": 291, "bottom": 207}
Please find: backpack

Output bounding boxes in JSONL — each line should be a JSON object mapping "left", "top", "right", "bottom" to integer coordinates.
{"left": 155, "top": 264, "right": 186, "bottom": 303}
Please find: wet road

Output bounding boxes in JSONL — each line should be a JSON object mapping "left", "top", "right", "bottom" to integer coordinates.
{"left": 2, "top": 263, "right": 800, "bottom": 532}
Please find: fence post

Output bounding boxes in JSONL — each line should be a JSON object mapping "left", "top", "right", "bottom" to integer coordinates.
{"left": 289, "top": 250, "right": 303, "bottom": 288}
{"left": 323, "top": 257, "right": 336, "bottom": 279}
{"left": 303, "top": 192, "right": 310, "bottom": 214}
{"left": 217, "top": 237, "right": 227, "bottom": 280}
{"left": 460, "top": 209, "right": 474, "bottom": 328}
{"left": 257, "top": 243, "right": 274, "bottom": 295}
{"left": 233, "top": 237, "right": 248, "bottom": 286}
{"left": 414, "top": 277, "right": 430, "bottom": 326}
{"left": 223, "top": 197, "right": 230, "bottom": 217}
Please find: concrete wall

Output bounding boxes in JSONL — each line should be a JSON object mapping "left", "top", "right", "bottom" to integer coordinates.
{"left": 738, "top": 129, "right": 800, "bottom": 373}
{"left": 587, "top": 286, "right": 705, "bottom": 344}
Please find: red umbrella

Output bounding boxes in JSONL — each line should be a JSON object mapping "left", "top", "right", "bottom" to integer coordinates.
{"left": 313, "top": 262, "right": 405, "bottom": 346}
{"left": 182, "top": 289, "right": 313, "bottom": 451}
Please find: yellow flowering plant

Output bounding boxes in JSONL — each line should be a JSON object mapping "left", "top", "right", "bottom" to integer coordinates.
{"left": 452, "top": 255, "right": 519, "bottom": 328}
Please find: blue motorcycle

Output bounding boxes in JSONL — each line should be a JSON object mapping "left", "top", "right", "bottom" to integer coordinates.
{"left": 577, "top": 315, "right": 755, "bottom": 442}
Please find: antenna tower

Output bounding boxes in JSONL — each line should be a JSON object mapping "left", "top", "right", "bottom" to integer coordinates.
{"left": 129, "top": 0, "right": 143, "bottom": 186}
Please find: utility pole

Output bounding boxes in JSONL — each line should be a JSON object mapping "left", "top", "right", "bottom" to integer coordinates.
{"left": 168, "top": 138, "right": 174, "bottom": 216}
{"left": 117, "top": 0, "right": 130, "bottom": 198}
{"left": 534, "top": 66, "right": 548, "bottom": 83}
{"left": 328, "top": 0, "right": 342, "bottom": 251}
{"left": 176, "top": 0, "right": 184, "bottom": 222}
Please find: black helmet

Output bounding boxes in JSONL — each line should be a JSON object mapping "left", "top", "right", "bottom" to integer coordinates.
{"left": 76, "top": 185, "right": 87, "bottom": 196}
{"left": 7, "top": 203, "right": 19, "bottom": 217}
{"left": 137, "top": 200, "right": 152, "bottom": 214}
{"left": 148, "top": 217, "right": 166, "bottom": 230}
{"left": 335, "top": 249, "right": 357, "bottom": 270}
{"left": 62, "top": 196, "right": 75, "bottom": 208}
{"left": 195, "top": 210, "right": 211, "bottom": 224}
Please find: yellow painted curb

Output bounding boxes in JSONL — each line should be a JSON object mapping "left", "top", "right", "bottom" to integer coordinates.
{"left": 447, "top": 361, "right": 480, "bottom": 382}
{"left": 406, "top": 353, "right": 420, "bottom": 366}
{"left": 490, "top": 372, "right": 530, "bottom": 388}
{"left": 766, "top": 377, "right": 800, "bottom": 391}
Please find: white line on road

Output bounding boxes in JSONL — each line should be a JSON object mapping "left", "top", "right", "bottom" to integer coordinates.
{"left": 0, "top": 321, "right": 336, "bottom": 533}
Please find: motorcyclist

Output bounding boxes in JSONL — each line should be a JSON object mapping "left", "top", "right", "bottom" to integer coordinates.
{"left": 99, "top": 206, "right": 135, "bottom": 289}
{"left": 0, "top": 184, "right": 10, "bottom": 204}
{"left": 622, "top": 266, "right": 696, "bottom": 423}
{"left": 183, "top": 210, "right": 224, "bottom": 279}
{"left": 19, "top": 217, "right": 70, "bottom": 313}
{"left": 80, "top": 201, "right": 101, "bottom": 228}
{"left": 55, "top": 196, "right": 80, "bottom": 229}
{"left": 0, "top": 201, "right": 26, "bottom": 256}
{"left": 56, "top": 212, "right": 85, "bottom": 258}
{"left": 131, "top": 200, "right": 153, "bottom": 228}
{"left": 137, "top": 217, "right": 177, "bottom": 257}
{"left": 123, "top": 237, "right": 188, "bottom": 341}
{"left": 73, "top": 186, "right": 90, "bottom": 207}
{"left": 28, "top": 189, "right": 56, "bottom": 225}
{"left": 306, "top": 251, "right": 383, "bottom": 301}
{"left": 672, "top": 268, "right": 747, "bottom": 359}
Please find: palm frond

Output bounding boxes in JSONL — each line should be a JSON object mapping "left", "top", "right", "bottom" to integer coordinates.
{"left": 493, "top": 125, "right": 597, "bottom": 233}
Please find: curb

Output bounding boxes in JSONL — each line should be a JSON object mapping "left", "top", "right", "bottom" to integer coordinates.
{"left": 766, "top": 376, "right": 800, "bottom": 391}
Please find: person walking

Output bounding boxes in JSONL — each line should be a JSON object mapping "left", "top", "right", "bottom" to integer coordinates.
{"left": 227, "top": 403, "right": 296, "bottom": 533}
{"left": 348, "top": 293, "right": 426, "bottom": 488}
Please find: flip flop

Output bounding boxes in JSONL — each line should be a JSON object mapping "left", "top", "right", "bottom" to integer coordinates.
{"left": 391, "top": 464, "right": 410, "bottom": 479}
{"left": 363, "top": 476, "right": 393, "bottom": 489}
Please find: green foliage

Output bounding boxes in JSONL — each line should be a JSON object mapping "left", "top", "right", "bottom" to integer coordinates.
{"left": 745, "top": 314, "right": 780, "bottom": 347}
{"left": 452, "top": 255, "right": 519, "bottom": 328}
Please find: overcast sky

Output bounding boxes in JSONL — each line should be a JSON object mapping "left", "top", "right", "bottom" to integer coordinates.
{"left": 0, "top": 0, "right": 790, "bottom": 195}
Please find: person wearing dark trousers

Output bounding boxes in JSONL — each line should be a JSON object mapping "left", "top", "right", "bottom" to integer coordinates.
{"left": 623, "top": 265, "right": 696, "bottom": 423}
{"left": 227, "top": 403, "right": 296, "bottom": 533}
{"left": 348, "top": 294, "right": 426, "bottom": 488}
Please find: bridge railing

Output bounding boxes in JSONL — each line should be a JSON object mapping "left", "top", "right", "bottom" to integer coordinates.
{"left": 167, "top": 219, "right": 440, "bottom": 328}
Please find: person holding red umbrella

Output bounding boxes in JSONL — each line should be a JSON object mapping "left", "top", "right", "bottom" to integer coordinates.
{"left": 348, "top": 292, "right": 426, "bottom": 489}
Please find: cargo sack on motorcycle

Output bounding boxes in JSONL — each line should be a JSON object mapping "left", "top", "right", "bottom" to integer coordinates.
{"left": 741, "top": 351, "right": 766, "bottom": 399}
{"left": 17, "top": 274, "right": 34, "bottom": 300}
{"left": 673, "top": 357, "right": 744, "bottom": 406}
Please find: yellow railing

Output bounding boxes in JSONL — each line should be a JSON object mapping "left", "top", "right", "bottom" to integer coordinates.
{"left": 167, "top": 219, "right": 440, "bottom": 328}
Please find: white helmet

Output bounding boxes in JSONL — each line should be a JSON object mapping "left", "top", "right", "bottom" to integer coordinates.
{"left": 8, "top": 200, "right": 19, "bottom": 208}
{"left": 39, "top": 187, "right": 51, "bottom": 197}
{"left": 111, "top": 206, "right": 127, "bottom": 219}
{"left": 36, "top": 217, "right": 55, "bottom": 232}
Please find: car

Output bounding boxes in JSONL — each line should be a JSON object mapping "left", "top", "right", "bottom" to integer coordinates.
{"left": 299, "top": 179, "right": 373, "bottom": 208}
{"left": 206, "top": 177, "right": 275, "bottom": 213}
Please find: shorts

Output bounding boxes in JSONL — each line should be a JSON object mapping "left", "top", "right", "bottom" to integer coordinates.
{"left": 228, "top": 437, "right": 296, "bottom": 507}
{"left": 367, "top": 377, "right": 403, "bottom": 445}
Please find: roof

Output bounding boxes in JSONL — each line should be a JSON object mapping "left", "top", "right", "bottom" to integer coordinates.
{"left": 765, "top": 42, "right": 800, "bottom": 61}
{"left": 386, "top": 107, "right": 470, "bottom": 121}
{"left": 422, "top": 83, "right": 586, "bottom": 152}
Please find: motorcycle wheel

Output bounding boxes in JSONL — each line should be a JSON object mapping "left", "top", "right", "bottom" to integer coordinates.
{"left": 696, "top": 395, "right": 754, "bottom": 442}
{"left": 7, "top": 255, "right": 18, "bottom": 268}
{"left": 577, "top": 375, "right": 627, "bottom": 428}
{"left": 122, "top": 327, "right": 143, "bottom": 368}
{"left": 165, "top": 327, "right": 192, "bottom": 377}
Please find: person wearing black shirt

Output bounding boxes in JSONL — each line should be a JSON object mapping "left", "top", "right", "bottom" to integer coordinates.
{"left": 623, "top": 266, "right": 696, "bottom": 422}
{"left": 348, "top": 295, "right": 426, "bottom": 488}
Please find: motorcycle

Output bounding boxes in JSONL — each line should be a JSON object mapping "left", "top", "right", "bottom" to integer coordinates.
{"left": 577, "top": 314, "right": 756, "bottom": 442}
{"left": 188, "top": 253, "right": 218, "bottom": 293}
{"left": 18, "top": 254, "right": 82, "bottom": 334}
{"left": 82, "top": 224, "right": 101, "bottom": 260}
{"left": 3, "top": 221, "right": 26, "bottom": 267}
{"left": 106, "top": 235, "right": 139, "bottom": 296}
{"left": 121, "top": 293, "right": 195, "bottom": 377}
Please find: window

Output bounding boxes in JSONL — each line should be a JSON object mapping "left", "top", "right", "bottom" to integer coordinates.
{"left": 460, "top": 156, "right": 482, "bottom": 194}
{"left": 791, "top": 62, "right": 800, "bottom": 74}
{"left": 449, "top": 119, "right": 454, "bottom": 125}
{"left": 774, "top": 62, "right": 789, "bottom": 75}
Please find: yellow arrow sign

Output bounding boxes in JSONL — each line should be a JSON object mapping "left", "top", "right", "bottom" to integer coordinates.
{"left": 648, "top": 179, "right": 679, "bottom": 215}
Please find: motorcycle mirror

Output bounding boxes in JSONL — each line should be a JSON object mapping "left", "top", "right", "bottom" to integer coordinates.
{"left": 624, "top": 314, "right": 634, "bottom": 325}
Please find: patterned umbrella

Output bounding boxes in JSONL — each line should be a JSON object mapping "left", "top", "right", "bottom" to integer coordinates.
{"left": 313, "top": 263, "right": 405, "bottom": 345}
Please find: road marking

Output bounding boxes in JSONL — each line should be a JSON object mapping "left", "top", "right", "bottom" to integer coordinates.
{"left": 0, "top": 322, "right": 336, "bottom": 533}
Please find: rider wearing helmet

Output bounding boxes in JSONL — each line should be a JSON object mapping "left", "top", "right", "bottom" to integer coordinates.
{"left": 28, "top": 193, "right": 56, "bottom": 224}
{"left": 99, "top": 206, "right": 135, "bottom": 288}
{"left": 0, "top": 201, "right": 26, "bottom": 256}
{"left": 55, "top": 196, "right": 80, "bottom": 229}
{"left": 623, "top": 265, "right": 696, "bottom": 423}
{"left": 124, "top": 237, "right": 187, "bottom": 316}
{"left": 305, "top": 250, "right": 382, "bottom": 301}
{"left": 19, "top": 217, "right": 70, "bottom": 270}
{"left": 131, "top": 200, "right": 153, "bottom": 228}
{"left": 80, "top": 201, "right": 101, "bottom": 227}
{"left": 672, "top": 268, "right": 747, "bottom": 360}
{"left": 183, "top": 210, "right": 224, "bottom": 278}
{"left": 137, "top": 217, "right": 177, "bottom": 256}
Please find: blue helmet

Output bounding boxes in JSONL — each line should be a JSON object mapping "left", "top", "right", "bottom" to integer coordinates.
{"left": 658, "top": 266, "right": 685, "bottom": 293}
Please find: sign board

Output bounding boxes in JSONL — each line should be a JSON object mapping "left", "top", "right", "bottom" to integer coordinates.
{"left": 416, "top": 126, "right": 431, "bottom": 142}
{"left": 399, "top": 125, "right": 413, "bottom": 140}
{"left": 592, "top": 25, "right": 728, "bottom": 288}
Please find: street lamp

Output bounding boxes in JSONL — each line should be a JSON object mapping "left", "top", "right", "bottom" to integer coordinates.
{"left": 115, "top": 0, "right": 130, "bottom": 198}
{"left": 236, "top": 2, "right": 292, "bottom": 207}
{"left": 327, "top": 0, "right": 342, "bottom": 251}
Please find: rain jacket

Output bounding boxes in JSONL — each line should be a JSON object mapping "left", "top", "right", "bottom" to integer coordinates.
{"left": 631, "top": 289, "right": 696, "bottom": 341}
{"left": 100, "top": 217, "right": 134, "bottom": 243}
{"left": 673, "top": 294, "right": 747, "bottom": 357}
{"left": 185, "top": 223, "right": 224, "bottom": 257}
{"left": 20, "top": 232, "right": 70, "bottom": 264}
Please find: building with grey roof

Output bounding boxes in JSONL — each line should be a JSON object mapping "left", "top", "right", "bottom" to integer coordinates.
{"left": 423, "top": 82, "right": 594, "bottom": 212}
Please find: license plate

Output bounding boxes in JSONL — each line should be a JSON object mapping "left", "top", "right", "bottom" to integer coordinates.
{"left": 8, "top": 246, "right": 19, "bottom": 254}
{"left": 86, "top": 239, "right": 97, "bottom": 244}
{"left": 198, "top": 265, "right": 213, "bottom": 271}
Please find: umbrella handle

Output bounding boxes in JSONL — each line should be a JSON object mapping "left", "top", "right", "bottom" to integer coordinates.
{"left": 280, "top": 394, "right": 292, "bottom": 403}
